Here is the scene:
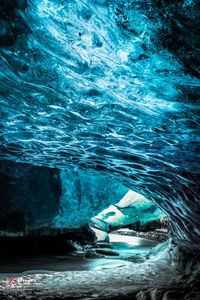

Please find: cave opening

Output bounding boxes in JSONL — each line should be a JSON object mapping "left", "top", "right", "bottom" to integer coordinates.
{"left": 0, "top": 162, "right": 173, "bottom": 292}
{"left": 90, "top": 189, "right": 168, "bottom": 259}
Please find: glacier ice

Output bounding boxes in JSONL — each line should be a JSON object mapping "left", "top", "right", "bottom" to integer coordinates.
{"left": 93, "top": 190, "right": 165, "bottom": 229}
{"left": 53, "top": 168, "right": 128, "bottom": 227}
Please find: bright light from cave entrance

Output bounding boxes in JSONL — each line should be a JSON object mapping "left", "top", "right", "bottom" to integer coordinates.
{"left": 90, "top": 189, "right": 165, "bottom": 242}
{"left": 109, "top": 233, "right": 142, "bottom": 245}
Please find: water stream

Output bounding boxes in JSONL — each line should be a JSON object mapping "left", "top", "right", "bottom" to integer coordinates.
{"left": 0, "top": 234, "right": 159, "bottom": 274}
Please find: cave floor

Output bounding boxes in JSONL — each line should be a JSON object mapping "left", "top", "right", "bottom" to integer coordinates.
{"left": 0, "top": 234, "right": 158, "bottom": 273}
{"left": 0, "top": 257, "right": 175, "bottom": 299}
{"left": 0, "top": 236, "right": 184, "bottom": 299}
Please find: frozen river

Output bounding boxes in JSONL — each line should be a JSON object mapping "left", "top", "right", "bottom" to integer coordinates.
{"left": 0, "top": 234, "right": 158, "bottom": 274}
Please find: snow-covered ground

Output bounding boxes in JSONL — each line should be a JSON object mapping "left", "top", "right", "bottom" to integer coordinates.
{"left": 0, "top": 237, "right": 177, "bottom": 299}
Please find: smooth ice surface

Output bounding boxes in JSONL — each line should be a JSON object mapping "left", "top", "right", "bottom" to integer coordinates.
{"left": 0, "top": 0, "right": 200, "bottom": 251}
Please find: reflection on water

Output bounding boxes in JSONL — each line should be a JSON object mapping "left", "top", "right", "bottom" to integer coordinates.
{"left": 110, "top": 233, "right": 158, "bottom": 258}
{"left": 0, "top": 255, "right": 133, "bottom": 274}
{"left": 0, "top": 234, "right": 159, "bottom": 274}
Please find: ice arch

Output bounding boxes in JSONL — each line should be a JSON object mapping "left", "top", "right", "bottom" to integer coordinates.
{"left": 0, "top": 0, "right": 199, "bottom": 253}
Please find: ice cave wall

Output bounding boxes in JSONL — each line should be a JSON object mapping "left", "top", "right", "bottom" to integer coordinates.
{"left": 0, "top": 160, "right": 61, "bottom": 231}
{"left": 0, "top": 0, "right": 199, "bottom": 252}
{"left": 0, "top": 160, "right": 129, "bottom": 230}
{"left": 53, "top": 168, "right": 128, "bottom": 228}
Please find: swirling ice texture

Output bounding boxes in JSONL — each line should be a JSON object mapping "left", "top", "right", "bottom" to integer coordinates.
{"left": 0, "top": 0, "right": 199, "bottom": 251}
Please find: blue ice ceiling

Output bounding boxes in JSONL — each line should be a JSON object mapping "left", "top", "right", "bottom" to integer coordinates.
{"left": 0, "top": 0, "right": 199, "bottom": 251}
{"left": 1, "top": 0, "right": 199, "bottom": 175}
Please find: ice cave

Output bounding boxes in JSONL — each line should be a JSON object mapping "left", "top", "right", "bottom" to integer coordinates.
{"left": 0, "top": 0, "right": 199, "bottom": 299}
